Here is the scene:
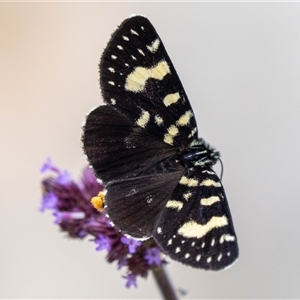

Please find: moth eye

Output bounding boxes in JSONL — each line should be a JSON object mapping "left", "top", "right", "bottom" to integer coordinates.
{"left": 82, "top": 15, "right": 238, "bottom": 270}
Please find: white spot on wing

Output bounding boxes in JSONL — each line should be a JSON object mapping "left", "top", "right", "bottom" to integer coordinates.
{"left": 196, "top": 255, "right": 201, "bottom": 261}
{"left": 131, "top": 55, "right": 137, "bottom": 60}
{"left": 108, "top": 67, "right": 115, "bottom": 73}
{"left": 219, "top": 234, "right": 236, "bottom": 244}
{"left": 108, "top": 81, "right": 115, "bottom": 86}
{"left": 185, "top": 253, "right": 190, "bottom": 259}
{"left": 117, "top": 45, "right": 123, "bottom": 50}
{"left": 175, "top": 247, "right": 181, "bottom": 253}
{"left": 207, "top": 257, "right": 212, "bottom": 263}
{"left": 167, "top": 239, "right": 172, "bottom": 245}
{"left": 211, "top": 238, "right": 215, "bottom": 246}
{"left": 122, "top": 35, "right": 129, "bottom": 41}
{"left": 138, "top": 49, "right": 145, "bottom": 56}
{"left": 131, "top": 29, "right": 139, "bottom": 35}
{"left": 178, "top": 216, "right": 228, "bottom": 239}
{"left": 217, "top": 254, "right": 222, "bottom": 261}
{"left": 111, "top": 55, "right": 117, "bottom": 59}
{"left": 157, "top": 227, "right": 162, "bottom": 234}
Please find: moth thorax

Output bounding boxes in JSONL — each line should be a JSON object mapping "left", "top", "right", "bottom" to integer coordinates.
{"left": 181, "top": 138, "right": 220, "bottom": 168}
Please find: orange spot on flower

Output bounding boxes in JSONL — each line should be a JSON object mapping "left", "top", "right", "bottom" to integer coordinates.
{"left": 91, "top": 192, "right": 105, "bottom": 212}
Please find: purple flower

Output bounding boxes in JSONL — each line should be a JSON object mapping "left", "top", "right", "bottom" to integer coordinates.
{"left": 40, "top": 158, "right": 165, "bottom": 288}
{"left": 53, "top": 211, "right": 85, "bottom": 224}
{"left": 56, "top": 170, "right": 72, "bottom": 185}
{"left": 121, "top": 236, "right": 142, "bottom": 254}
{"left": 95, "top": 234, "right": 111, "bottom": 251}
{"left": 144, "top": 247, "right": 162, "bottom": 266}
{"left": 122, "top": 274, "right": 137, "bottom": 288}
{"left": 39, "top": 192, "right": 58, "bottom": 212}
{"left": 40, "top": 157, "right": 59, "bottom": 173}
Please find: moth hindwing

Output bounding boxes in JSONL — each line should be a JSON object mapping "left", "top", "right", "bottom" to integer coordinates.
{"left": 82, "top": 15, "right": 238, "bottom": 270}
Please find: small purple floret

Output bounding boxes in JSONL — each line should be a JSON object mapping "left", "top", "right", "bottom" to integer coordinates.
{"left": 53, "top": 211, "right": 85, "bottom": 224}
{"left": 121, "top": 236, "right": 142, "bottom": 254}
{"left": 122, "top": 274, "right": 137, "bottom": 288}
{"left": 40, "top": 157, "right": 59, "bottom": 173}
{"left": 56, "top": 170, "right": 72, "bottom": 185}
{"left": 144, "top": 247, "right": 162, "bottom": 266}
{"left": 95, "top": 234, "right": 111, "bottom": 251}
{"left": 39, "top": 192, "right": 58, "bottom": 212}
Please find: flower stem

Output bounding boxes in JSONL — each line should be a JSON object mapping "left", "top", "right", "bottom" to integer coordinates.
{"left": 152, "top": 265, "right": 178, "bottom": 300}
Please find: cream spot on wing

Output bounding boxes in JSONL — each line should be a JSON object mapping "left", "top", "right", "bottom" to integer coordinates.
{"left": 163, "top": 92, "right": 180, "bottom": 107}
{"left": 183, "top": 192, "right": 192, "bottom": 201}
{"left": 163, "top": 124, "right": 179, "bottom": 145}
{"left": 122, "top": 35, "right": 129, "bottom": 41}
{"left": 202, "top": 170, "right": 215, "bottom": 175}
{"left": 110, "top": 98, "right": 116, "bottom": 105}
{"left": 108, "top": 67, "right": 115, "bottom": 73}
{"left": 188, "top": 127, "right": 198, "bottom": 138}
{"left": 154, "top": 115, "right": 163, "bottom": 125}
{"left": 200, "top": 179, "right": 221, "bottom": 187}
{"left": 147, "top": 38, "right": 160, "bottom": 53}
{"left": 219, "top": 234, "right": 236, "bottom": 244}
{"left": 179, "top": 176, "right": 198, "bottom": 187}
{"left": 201, "top": 196, "right": 220, "bottom": 206}
{"left": 117, "top": 45, "right": 123, "bottom": 50}
{"left": 178, "top": 216, "right": 228, "bottom": 239}
{"left": 166, "top": 200, "right": 183, "bottom": 211}
{"left": 108, "top": 81, "right": 115, "bottom": 86}
{"left": 176, "top": 110, "right": 193, "bottom": 126}
{"left": 136, "top": 110, "right": 150, "bottom": 128}
{"left": 125, "top": 60, "right": 170, "bottom": 93}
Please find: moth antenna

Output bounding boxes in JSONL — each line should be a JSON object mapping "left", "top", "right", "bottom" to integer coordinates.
{"left": 218, "top": 158, "right": 224, "bottom": 181}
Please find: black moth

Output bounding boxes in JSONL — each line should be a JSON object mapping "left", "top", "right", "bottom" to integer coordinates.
{"left": 82, "top": 15, "right": 238, "bottom": 270}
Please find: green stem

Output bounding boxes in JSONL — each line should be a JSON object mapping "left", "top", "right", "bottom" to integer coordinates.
{"left": 152, "top": 265, "right": 178, "bottom": 300}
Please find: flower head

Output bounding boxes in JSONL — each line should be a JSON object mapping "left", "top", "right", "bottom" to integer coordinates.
{"left": 40, "top": 158, "right": 165, "bottom": 288}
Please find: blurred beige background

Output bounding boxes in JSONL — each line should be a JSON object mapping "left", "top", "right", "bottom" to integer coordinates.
{"left": 1, "top": 2, "right": 300, "bottom": 299}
